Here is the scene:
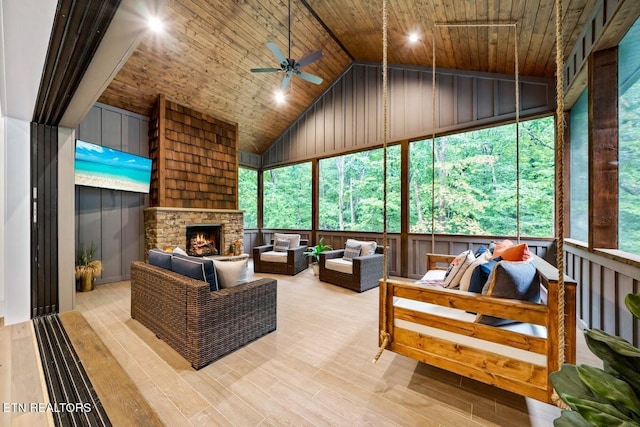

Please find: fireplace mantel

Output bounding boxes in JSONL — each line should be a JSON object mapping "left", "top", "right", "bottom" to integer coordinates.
{"left": 144, "top": 207, "right": 244, "bottom": 257}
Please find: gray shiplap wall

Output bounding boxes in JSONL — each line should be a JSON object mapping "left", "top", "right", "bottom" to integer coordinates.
{"left": 75, "top": 103, "right": 149, "bottom": 284}
{"left": 263, "top": 62, "right": 554, "bottom": 168}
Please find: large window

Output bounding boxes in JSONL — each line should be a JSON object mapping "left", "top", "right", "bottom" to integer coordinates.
{"left": 569, "top": 89, "right": 589, "bottom": 242}
{"left": 263, "top": 162, "right": 312, "bottom": 229}
{"left": 410, "top": 117, "right": 555, "bottom": 236}
{"left": 318, "top": 146, "right": 401, "bottom": 232}
{"left": 238, "top": 167, "right": 257, "bottom": 228}
{"left": 618, "top": 16, "right": 640, "bottom": 254}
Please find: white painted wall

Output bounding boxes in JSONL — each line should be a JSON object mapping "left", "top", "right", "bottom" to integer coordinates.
{"left": 4, "top": 118, "right": 31, "bottom": 324}
{"left": 0, "top": 113, "right": 5, "bottom": 319}
{"left": 0, "top": 0, "right": 57, "bottom": 324}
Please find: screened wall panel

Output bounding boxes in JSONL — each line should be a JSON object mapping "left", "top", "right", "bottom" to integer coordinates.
{"left": 263, "top": 63, "right": 554, "bottom": 168}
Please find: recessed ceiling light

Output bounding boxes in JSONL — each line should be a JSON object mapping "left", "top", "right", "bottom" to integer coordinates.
{"left": 274, "top": 90, "right": 286, "bottom": 104}
{"left": 148, "top": 16, "right": 164, "bottom": 33}
{"left": 408, "top": 32, "right": 420, "bottom": 43}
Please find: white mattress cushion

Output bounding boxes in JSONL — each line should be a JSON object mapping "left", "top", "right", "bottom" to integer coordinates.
{"left": 325, "top": 258, "right": 353, "bottom": 274}
{"left": 260, "top": 250, "right": 288, "bottom": 263}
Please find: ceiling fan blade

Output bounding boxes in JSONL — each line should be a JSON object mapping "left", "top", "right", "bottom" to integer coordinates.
{"left": 280, "top": 71, "right": 293, "bottom": 90}
{"left": 250, "top": 68, "right": 281, "bottom": 73}
{"left": 296, "top": 71, "right": 323, "bottom": 85}
{"left": 267, "top": 41, "right": 288, "bottom": 66}
{"left": 296, "top": 50, "right": 323, "bottom": 68}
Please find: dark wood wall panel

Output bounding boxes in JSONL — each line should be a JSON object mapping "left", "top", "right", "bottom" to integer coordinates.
{"left": 263, "top": 63, "right": 555, "bottom": 168}
{"left": 75, "top": 103, "right": 149, "bottom": 284}
{"left": 565, "top": 241, "right": 640, "bottom": 346}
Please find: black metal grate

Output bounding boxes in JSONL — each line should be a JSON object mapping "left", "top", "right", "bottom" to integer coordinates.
{"left": 33, "top": 314, "right": 111, "bottom": 426}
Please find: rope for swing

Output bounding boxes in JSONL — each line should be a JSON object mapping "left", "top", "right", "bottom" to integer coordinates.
{"left": 372, "top": 0, "right": 389, "bottom": 364}
{"left": 555, "top": 0, "right": 566, "bottom": 370}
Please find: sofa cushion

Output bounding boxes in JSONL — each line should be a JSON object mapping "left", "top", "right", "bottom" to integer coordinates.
{"left": 212, "top": 258, "right": 248, "bottom": 288}
{"left": 274, "top": 233, "right": 301, "bottom": 248}
{"left": 171, "top": 255, "right": 219, "bottom": 291}
{"left": 500, "top": 243, "right": 532, "bottom": 261}
{"left": 443, "top": 250, "right": 475, "bottom": 288}
{"left": 491, "top": 239, "right": 514, "bottom": 259}
{"left": 149, "top": 248, "right": 172, "bottom": 270}
{"left": 325, "top": 258, "right": 353, "bottom": 274}
{"left": 346, "top": 239, "right": 377, "bottom": 256}
{"left": 459, "top": 251, "right": 492, "bottom": 291}
{"left": 468, "top": 257, "right": 501, "bottom": 293}
{"left": 260, "top": 250, "right": 288, "bottom": 263}
{"left": 476, "top": 260, "right": 539, "bottom": 326}
{"left": 343, "top": 242, "right": 362, "bottom": 261}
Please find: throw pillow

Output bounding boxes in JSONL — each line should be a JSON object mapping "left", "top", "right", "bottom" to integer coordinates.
{"left": 212, "top": 258, "right": 248, "bottom": 288}
{"left": 172, "top": 246, "right": 188, "bottom": 256}
{"left": 345, "top": 239, "right": 377, "bottom": 256}
{"left": 491, "top": 239, "right": 515, "bottom": 259}
{"left": 500, "top": 243, "right": 531, "bottom": 261}
{"left": 274, "top": 238, "right": 290, "bottom": 252}
{"left": 274, "top": 233, "right": 301, "bottom": 248}
{"left": 474, "top": 245, "right": 489, "bottom": 258}
{"left": 171, "top": 255, "right": 219, "bottom": 291}
{"left": 468, "top": 257, "right": 502, "bottom": 293}
{"left": 443, "top": 250, "right": 475, "bottom": 288}
{"left": 343, "top": 242, "right": 362, "bottom": 261}
{"left": 476, "top": 260, "right": 539, "bottom": 326}
{"left": 459, "top": 250, "right": 491, "bottom": 291}
{"left": 149, "top": 248, "right": 172, "bottom": 270}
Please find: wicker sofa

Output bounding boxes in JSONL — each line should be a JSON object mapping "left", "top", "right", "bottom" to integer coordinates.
{"left": 253, "top": 236, "right": 309, "bottom": 276}
{"left": 130, "top": 261, "right": 277, "bottom": 369}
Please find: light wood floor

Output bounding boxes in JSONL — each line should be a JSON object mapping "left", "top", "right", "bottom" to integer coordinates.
{"left": 1, "top": 266, "right": 601, "bottom": 426}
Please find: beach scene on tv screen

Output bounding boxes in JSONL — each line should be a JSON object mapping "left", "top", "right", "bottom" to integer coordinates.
{"left": 75, "top": 140, "right": 152, "bottom": 193}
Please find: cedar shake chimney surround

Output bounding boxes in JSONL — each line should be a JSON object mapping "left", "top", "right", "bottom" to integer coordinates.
{"left": 144, "top": 96, "right": 243, "bottom": 255}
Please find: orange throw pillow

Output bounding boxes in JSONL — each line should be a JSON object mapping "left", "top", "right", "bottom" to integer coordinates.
{"left": 491, "top": 239, "right": 514, "bottom": 259}
{"left": 500, "top": 243, "right": 532, "bottom": 261}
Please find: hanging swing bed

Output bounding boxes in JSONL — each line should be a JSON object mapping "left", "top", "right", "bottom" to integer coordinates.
{"left": 374, "top": 0, "right": 577, "bottom": 404}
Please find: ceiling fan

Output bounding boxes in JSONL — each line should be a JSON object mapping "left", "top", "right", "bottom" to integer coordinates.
{"left": 250, "top": 0, "right": 324, "bottom": 91}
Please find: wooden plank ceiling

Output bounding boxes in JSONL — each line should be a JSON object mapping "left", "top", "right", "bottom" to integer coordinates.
{"left": 98, "top": 0, "right": 596, "bottom": 155}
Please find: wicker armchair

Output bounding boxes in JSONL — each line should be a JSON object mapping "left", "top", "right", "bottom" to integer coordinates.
{"left": 253, "top": 235, "right": 309, "bottom": 276}
{"left": 130, "top": 261, "right": 277, "bottom": 369}
{"left": 319, "top": 246, "right": 388, "bottom": 292}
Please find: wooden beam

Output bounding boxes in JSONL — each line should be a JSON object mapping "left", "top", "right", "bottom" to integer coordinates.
{"left": 588, "top": 47, "right": 618, "bottom": 249}
{"left": 400, "top": 139, "right": 410, "bottom": 277}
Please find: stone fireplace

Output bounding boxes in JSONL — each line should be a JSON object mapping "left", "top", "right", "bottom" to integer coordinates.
{"left": 144, "top": 207, "right": 244, "bottom": 257}
{"left": 186, "top": 224, "right": 222, "bottom": 256}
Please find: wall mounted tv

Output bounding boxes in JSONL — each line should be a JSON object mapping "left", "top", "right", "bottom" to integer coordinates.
{"left": 74, "top": 140, "right": 152, "bottom": 193}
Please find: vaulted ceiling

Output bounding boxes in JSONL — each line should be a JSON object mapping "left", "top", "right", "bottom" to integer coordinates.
{"left": 97, "top": 0, "right": 597, "bottom": 154}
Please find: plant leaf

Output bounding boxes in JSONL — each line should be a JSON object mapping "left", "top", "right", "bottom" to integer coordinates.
{"left": 586, "top": 332, "right": 640, "bottom": 395}
{"left": 626, "top": 293, "right": 640, "bottom": 320}
{"left": 550, "top": 365, "right": 602, "bottom": 404}
{"left": 553, "top": 410, "right": 592, "bottom": 427}
{"left": 587, "top": 329, "right": 640, "bottom": 359}
{"left": 577, "top": 364, "right": 640, "bottom": 416}
{"left": 563, "top": 394, "right": 632, "bottom": 424}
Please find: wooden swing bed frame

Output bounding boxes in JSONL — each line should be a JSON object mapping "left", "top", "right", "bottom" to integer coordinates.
{"left": 379, "top": 253, "right": 577, "bottom": 403}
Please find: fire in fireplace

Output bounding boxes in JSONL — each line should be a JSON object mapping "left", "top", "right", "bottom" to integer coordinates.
{"left": 186, "top": 224, "right": 222, "bottom": 256}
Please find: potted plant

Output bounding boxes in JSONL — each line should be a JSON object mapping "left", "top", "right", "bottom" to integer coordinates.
{"left": 305, "top": 238, "right": 333, "bottom": 276}
{"left": 75, "top": 242, "right": 102, "bottom": 292}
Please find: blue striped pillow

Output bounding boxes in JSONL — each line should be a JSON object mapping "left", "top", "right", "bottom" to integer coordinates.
{"left": 342, "top": 243, "right": 362, "bottom": 261}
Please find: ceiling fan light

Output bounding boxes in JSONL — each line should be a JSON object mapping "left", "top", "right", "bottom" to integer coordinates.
{"left": 408, "top": 32, "right": 420, "bottom": 43}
